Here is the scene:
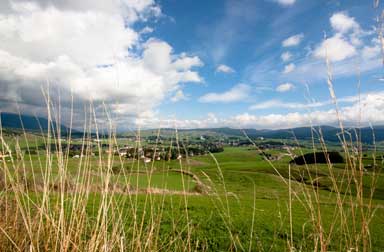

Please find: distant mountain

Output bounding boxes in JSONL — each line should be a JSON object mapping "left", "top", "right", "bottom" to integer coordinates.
{"left": 2, "top": 113, "right": 383, "bottom": 144}
{"left": 136, "top": 126, "right": 384, "bottom": 144}
{"left": 205, "top": 126, "right": 384, "bottom": 143}
{"left": 0, "top": 112, "right": 68, "bottom": 134}
{"left": 256, "top": 126, "right": 384, "bottom": 143}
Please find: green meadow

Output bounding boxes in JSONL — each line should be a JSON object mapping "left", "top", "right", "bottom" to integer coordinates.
{"left": 1, "top": 131, "right": 384, "bottom": 251}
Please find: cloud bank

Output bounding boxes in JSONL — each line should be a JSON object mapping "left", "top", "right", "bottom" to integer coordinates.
{"left": 144, "top": 92, "right": 384, "bottom": 129}
{"left": 0, "top": 0, "right": 202, "bottom": 125}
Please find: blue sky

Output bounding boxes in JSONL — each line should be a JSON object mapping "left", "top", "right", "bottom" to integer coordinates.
{"left": 152, "top": 0, "right": 383, "bottom": 128}
{"left": 0, "top": 0, "right": 383, "bottom": 129}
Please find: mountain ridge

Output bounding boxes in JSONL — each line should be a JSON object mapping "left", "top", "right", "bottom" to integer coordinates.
{"left": 1, "top": 113, "right": 383, "bottom": 143}
{"left": 0, "top": 112, "right": 69, "bottom": 134}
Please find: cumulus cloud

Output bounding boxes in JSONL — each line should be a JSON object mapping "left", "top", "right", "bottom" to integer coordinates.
{"left": 281, "top": 51, "right": 292, "bottom": 62}
{"left": 216, "top": 64, "right": 235, "bottom": 73}
{"left": 0, "top": 0, "right": 203, "bottom": 123}
{"left": 276, "top": 83, "right": 295, "bottom": 92}
{"left": 313, "top": 12, "right": 363, "bottom": 62}
{"left": 283, "top": 11, "right": 381, "bottom": 82}
{"left": 198, "top": 84, "right": 250, "bottom": 103}
{"left": 330, "top": 12, "right": 360, "bottom": 34}
{"left": 282, "top": 33, "right": 304, "bottom": 47}
{"left": 314, "top": 34, "right": 356, "bottom": 62}
{"left": 283, "top": 63, "right": 296, "bottom": 74}
{"left": 247, "top": 12, "right": 381, "bottom": 85}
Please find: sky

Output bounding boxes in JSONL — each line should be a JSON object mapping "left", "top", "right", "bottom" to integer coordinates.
{"left": 0, "top": 0, "right": 383, "bottom": 130}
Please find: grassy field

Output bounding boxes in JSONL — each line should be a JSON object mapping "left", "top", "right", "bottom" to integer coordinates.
{"left": 1, "top": 130, "right": 384, "bottom": 251}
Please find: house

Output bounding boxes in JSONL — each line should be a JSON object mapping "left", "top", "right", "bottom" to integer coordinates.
{"left": 118, "top": 146, "right": 134, "bottom": 156}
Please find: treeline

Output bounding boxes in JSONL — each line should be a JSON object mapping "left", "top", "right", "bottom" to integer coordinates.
{"left": 290, "top": 152, "right": 344, "bottom": 165}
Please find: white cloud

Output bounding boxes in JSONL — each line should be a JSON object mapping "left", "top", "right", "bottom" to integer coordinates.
{"left": 170, "top": 90, "right": 188, "bottom": 102}
{"left": 144, "top": 92, "right": 384, "bottom": 129}
{"left": 313, "top": 34, "right": 356, "bottom": 62}
{"left": 199, "top": 84, "right": 250, "bottom": 103}
{"left": 172, "top": 53, "right": 203, "bottom": 71}
{"left": 216, "top": 64, "right": 235, "bottom": 73}
{"left": 273, "top": 0, "right": 296, "bottom": 6}
{"left": 140, "top": 26, "right": 154, "bottom": 34}
{"left": 313, "top": 12, "right": 363, "bottom": 63}
{"left": 362, "top": 44, "right": 381, "bottom": 60}
{"left": 1, "top": 0, "right": 162, "bottom": 21}
{"left": 284, "top": 12, "right": 380, "bottom": 81}
{"left": 282, "top": 33, "right": 304, "bottom": 47}
{"left": 0, "top": 1, "right": 202, "bottom": 119}
{"left": 330, "top": 12, "right": 363, "bottom": 47}
{"left": 250, "top": 100, "right": 295, "bottom": 110}
{"left": 249, "top": 94, "right": 359, "bottom": 110}
{"left": 249, "top": 100, "right": 322, "bottom": 110}
{"left": 330, "top": 12, "right": 360, "bottom": 34}
{"left": 281, "top": 51, "right": 292, "bottom": 62}
{"left": 276, "top": 83, "right": 295, "bottom": 92}
{"left": 283, "top": 63, "right": 295, "bottom": 74}
{"left": 244, "top": 12, "right": 381, "bottom": 85}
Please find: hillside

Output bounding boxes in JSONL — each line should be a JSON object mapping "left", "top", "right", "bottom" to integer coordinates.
{"left": 0, "top": 112, "right": 68, "bottom": 134}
